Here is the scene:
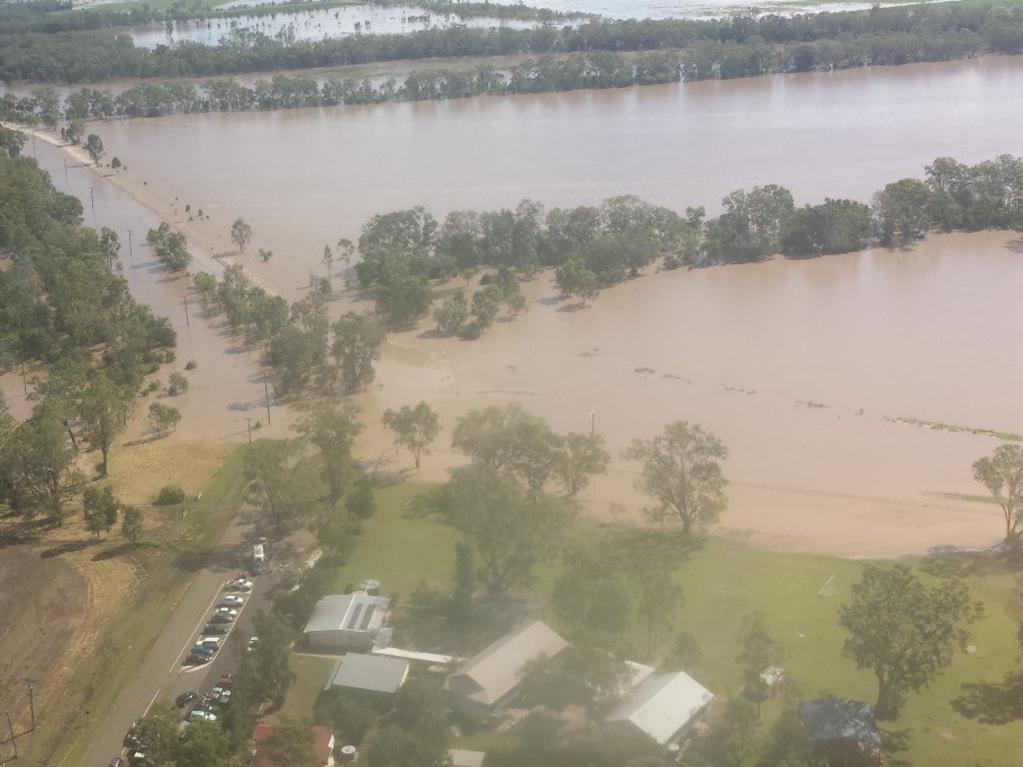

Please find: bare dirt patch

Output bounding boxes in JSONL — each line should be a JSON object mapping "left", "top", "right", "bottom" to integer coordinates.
{"left": 0, "top": 546, "right": 88, "bottom": 734}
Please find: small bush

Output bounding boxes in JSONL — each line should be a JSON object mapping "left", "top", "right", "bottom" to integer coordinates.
{"left": 166, "top": 372, "right": 189, "bottom": 396}
{"left": 184, "top": 360, "right": 197, "bottom": 370}
{"left": 155, "top": 485, "right": 186, "bottom": 505}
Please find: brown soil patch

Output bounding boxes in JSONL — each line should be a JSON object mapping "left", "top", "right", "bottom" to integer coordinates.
{"left": 0, "top": 546, "right": 88, "bottom": 733}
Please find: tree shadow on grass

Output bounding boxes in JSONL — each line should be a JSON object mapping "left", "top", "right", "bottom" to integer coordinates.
{"left": 952, "top": 672, "right": 1023, "bottom": 724}
{"left": 40, "top": 539, "right": 95, "bottom": 558}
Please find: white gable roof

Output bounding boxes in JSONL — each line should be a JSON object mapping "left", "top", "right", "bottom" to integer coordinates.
{"left": 606, "top": 671, "right": 714, "bottom": 745}
{"left": 445, "top": 620, "right": 568, "bottom": 706}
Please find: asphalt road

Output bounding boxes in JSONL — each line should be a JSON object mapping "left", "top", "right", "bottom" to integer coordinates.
{"left": 79, "top": 515, "right": 274, "bottom": 767}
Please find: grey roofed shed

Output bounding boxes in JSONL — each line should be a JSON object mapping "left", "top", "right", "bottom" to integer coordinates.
{"left": 325, "top": 652, "right": 410, "bottom": 695}
{"left": 304, "top": 594, "right": 391, "bottom": 651}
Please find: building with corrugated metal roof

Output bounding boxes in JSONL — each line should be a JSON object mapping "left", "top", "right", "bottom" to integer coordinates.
{"left": 303, "top": 594, "right": 391, "bottom": 652}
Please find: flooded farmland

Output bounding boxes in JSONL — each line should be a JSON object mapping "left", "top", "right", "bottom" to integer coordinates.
{"left": 29, "top": 56, "right": 1023, "bottom": 556}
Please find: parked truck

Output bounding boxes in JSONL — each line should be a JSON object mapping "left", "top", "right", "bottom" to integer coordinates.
{"left": 252, "top": 543, "right": 265, "bottom": 575}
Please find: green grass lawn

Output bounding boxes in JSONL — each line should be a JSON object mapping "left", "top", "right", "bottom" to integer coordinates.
{"left": 280, "top": 654, "right": 337, "bottom": 722}
{"left": 308, "top": 483, "right": 1023, "bottom": 766}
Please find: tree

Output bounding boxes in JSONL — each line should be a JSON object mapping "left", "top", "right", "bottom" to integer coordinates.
{"left": 230, "top": 217, "right": 252, "bottom": 253}
{"left": 624, "top": 421, "right": 728, "bottom": 535}
{"left": 121, "top": 505, "right": 143, "bottom": 545}
{"left": 331, "top": 312, "right": 385, "bottom": 394}
{"left": 556, "top": 259, "right": 599, "bottom": 302}
{"left": 84, "top": 133, "right": 104, "bottom": 164}
{"left": 451, "top": 540, "right": 476, "bottom": 626}
{"left": 259, "top": 717, "right": 314, "bottom": 766}
{"left": 519, "top": 646, "right": 632, "bottom": 717}
{"left": 336, "top": 238, "right": 354, "bottom": 268}
{"left": 8, "top": 414, "right": 82, "bottom": 523}
{"left": 452, "top": 404, "right": 561, "bottom": 492}
{"left": 99, "top": 227, "right": 121, "bottom": 269}
{"left": 347, "top": 475, "right": 376, "bottom": 519}
{"left": 243, "top": 439, "right": 311, "bottom": 538}
{"left": 295, "top": 404, "right": 362, "bottom": 507}
{"left": 0, "top": 126, "right": 26, "bottom": 158}
{"left": 177, "top": 720, "right": 231, "bottom": 767}
{"left": 321, "top": 244, "right": 335, "bottom": 279}
{"left": 737, "top": 611, "right": 787, "bottom": 716}
{"left": 687, "top": 698, "right": 760, "bottom": 767}
{"left": 840, "top": 564, "right": 983, "bottom": 719}
{"left": 556, "top": 432, "right": 610, "bottom": 496}
{"left": 110, "top": 156, "right": 122, "bottom": 170}
{"left": 376, "top": 273, "right": 434, "bottom": 328}
{"left": 392, "top": 677, "right": 450, "bottom": 760}
{"left": 78, "top": 372, "right": 131, "bottom": 477}
{"left": 166, "top": 371, "right": 189, "bottom": 396}
{"left": 83, "top": 485, "right": 119, "bottom": 538}
{"left": 428, "top": 465, "right": 573, "bottom": 595}
{"left": 433, "top": 290, "right": 469, "bottom": 336}
{"left": 258, "top": 248, "right": 273, "bottom": 263}
{"left": 973, "top": 444, "right": 1023, "bottom": 542}
{"left": 246, "top": 609, "right": 296, "bottom": 707}
{"left": 873, "top": 178, "right": 933, "bottom": 246}
{"left": 148, "top": 402, "right": 181, "bottom": 435}
{"left": 665, "top": 630, "right": 702, "bottom": 669}
{"left": 382, "top": 401, "right": 440, "bottom": 469}
{"left": 634, "top": 563, "right": 682, "bottom": 655}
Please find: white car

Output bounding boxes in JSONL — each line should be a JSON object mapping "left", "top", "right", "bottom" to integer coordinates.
{"left": 220, "top": 595, "right": 244, "bottom": 607}
{"left": 188, "top": 709, "right": 217, "bottom": 723}
{"left": 247, "top": 636, "right": 259, "bottom": 653}
{"left": 214, "top": 607, "right": 238, "bottom": 619}
{"left": 228, "top": 579, "right": 253, "bottom": 592}
{"left": 199, "top": 636, "right": 222, "bottom": 648}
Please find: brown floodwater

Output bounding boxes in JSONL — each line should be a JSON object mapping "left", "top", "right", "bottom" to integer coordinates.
{"left": 8, "top": 58, "right": 1023, "bottom": 556}
{"left": 91, "top": 56, "right": 1023, "bottom": 300}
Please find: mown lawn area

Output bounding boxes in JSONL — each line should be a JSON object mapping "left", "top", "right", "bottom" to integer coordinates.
{"left": 280, "top": 654, "right": 338, "bottom": 722}
{"left": 312, "top": 482, "right": 1023, "bottom": 766}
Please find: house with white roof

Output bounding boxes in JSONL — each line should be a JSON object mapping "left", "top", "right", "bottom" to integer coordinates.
{"left": 606, "top": 670, "right": 714, "bottom": 746}
{"left": 324, "top": 652, "right": 410, "bottom": 696}
{"left": 303, "top": 594, "right": 391, "bottom": 652}
{"left": 445, "top": 620, "right": 569, "bottom": 720}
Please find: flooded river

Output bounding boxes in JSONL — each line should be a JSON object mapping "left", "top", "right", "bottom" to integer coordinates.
{"left": 13, "top": 57, "right": 1023, "bottom": 555}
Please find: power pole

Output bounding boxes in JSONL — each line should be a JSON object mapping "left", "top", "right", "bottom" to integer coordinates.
{"left": 262, "top": 374, "right": 272, "bottom": 427}
{"left": 590, "top": 410, "right": 596, "bottom": 436}
{"left": 5, "top": 712, "right": 16, "bottom": 759}
{"left": 20, "top": 365, "right": 27, "bottom": 396}
{"left": 244, "top": 417, "right": 254, "bottom": 445}
{"left": 182, "top": 295, "right": 190, "bottom": 327}
{"left": 128, "top": 228, "right": 133, "bottom": 262}
{"left": 24, "top": 680, "right": 35, "bottom": 731}
{"left": 63, "top": 156, "right": 68, "bottom": 182}
{"left": 89, "top": 186, "right": 95, "bottom": 213}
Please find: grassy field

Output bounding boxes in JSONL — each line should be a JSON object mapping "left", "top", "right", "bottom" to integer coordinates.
{"left": 303, "top": 483, "right": 1023, "bottom": 766}
{"left": 26, "top": 445, "right": 250, "bottom": 767}
{"left": 281, "top": 654, "right": 338, "bottom": 721}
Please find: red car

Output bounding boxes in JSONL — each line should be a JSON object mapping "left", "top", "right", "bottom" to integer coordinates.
{"left": 216, "top": 674, "right": 234, "bottom": 688}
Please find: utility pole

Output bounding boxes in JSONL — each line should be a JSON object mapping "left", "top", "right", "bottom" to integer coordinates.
{"left": 244, "top": 417, "right": 254, "bottom": 445}
{"left": 5, "top": 712, "right": 16, "bottom": 758}
{"left": 182, "top": 295, "right": 190, "bottom": 327}
{"left": 128, "top": 228, "right": 133, "bottom": 263}
{"left": 24, "top": 680, "right": 35, "bottom": 731}
{"left": 89, "top": 185, "right": 95, "bottom": 213}
{"left": 63, "top": 156, "right": 68, "bottom": 182}
{"left": 590, "top": 410, "right": 596, "bottom": 436}
{"left": 262, "top": 374, "right": 272, "bottom": 427}
{"left": 20, "top": 365, "right": 27, "bottom": 396}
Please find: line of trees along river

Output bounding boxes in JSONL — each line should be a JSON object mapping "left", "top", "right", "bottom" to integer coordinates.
{"left": 2, "top": 1, "right": 1022, "bottom": 84}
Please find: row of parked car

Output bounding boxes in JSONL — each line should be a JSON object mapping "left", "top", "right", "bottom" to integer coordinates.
{"left": 185, "top": 577, "right": 252, "bottom": 665}
{"left": 175, "top": 673, "right": 234, "bottom": 722}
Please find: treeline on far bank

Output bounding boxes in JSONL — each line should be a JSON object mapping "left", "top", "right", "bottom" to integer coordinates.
{"left": 2, "top": 0, "right": 1023, "bottom": 84}
{"left": 349, "top": 153, "right": 1023, "bottom": 320}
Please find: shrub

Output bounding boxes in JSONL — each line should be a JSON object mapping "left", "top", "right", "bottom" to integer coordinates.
{"left": 184, "top": 360, "right": 197, "bottom": 370}
{"left": 155, "top": 484, "right": 186, "bottom": 505}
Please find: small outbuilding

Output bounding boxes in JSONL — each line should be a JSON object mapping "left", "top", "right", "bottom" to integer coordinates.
{"left": 800, "top": 697, "right": 882, "bottom": 766}
{"left": 303, "top": 594, "right": 391, "bottom": 652}
{"left": 606, "top": 670, "right": 714, "bottom": 747}
{"left": 324, "top": 652, "right": 410, "bottom": 696}
{"left": 448, "top": 749, "right": 487, "bottom": 767}
{"left": 445, "top": 620, "right": 569, "bottom": 720}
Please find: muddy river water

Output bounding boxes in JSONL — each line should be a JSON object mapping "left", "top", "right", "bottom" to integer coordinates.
{"left": 11, "top": 57, "right": 1023, "bottom": 556}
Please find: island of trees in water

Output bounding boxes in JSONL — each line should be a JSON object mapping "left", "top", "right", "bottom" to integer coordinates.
{"left": 1, "top": 0, "right": 1021, "bottom": 84}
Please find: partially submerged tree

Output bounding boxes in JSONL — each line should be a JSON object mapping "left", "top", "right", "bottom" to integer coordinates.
{"left": 331, "top": 312, "right": 385, "bottom": 395}
{"left": 382, "top": 401, "right": 440, "bottom": 469}
{"left": 556, "top": 432, "right": 610, "bottom": 496}
{"left": 973, "top": 444, "right": 1023, "bottom": 542}
{"left": 624, "top": 421, "right": 728, "bottom": 535}
{"left": 230, "top": 217, "right": 252, "bottom": 253}
{"left": 452, "top": 404, "right": 561, "bottom": 492}
{"left": 840, "top": 563, "right": 983, "bottom": 719}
